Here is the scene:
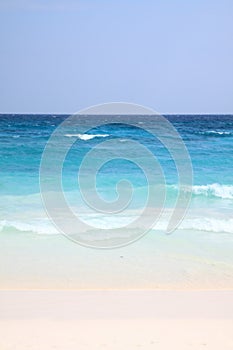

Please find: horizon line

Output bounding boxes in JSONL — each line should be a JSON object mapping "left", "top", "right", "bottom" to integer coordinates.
{"left": 0, "top": 112, "right": 233, "bottom": 116}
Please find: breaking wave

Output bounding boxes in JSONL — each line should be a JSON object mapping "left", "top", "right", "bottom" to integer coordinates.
{"left": 65, "top": 133, "right": 109, "bottom": 140}
{"left": 197, "top": 130, "right": 233, "bottom": 137}
{"left": 192, "top": 184, "right": 233, "bottom": 199}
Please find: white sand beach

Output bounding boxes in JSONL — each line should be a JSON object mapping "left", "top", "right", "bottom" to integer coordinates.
{"left": 0, "top": 290, "right": 233, "bottom": 350}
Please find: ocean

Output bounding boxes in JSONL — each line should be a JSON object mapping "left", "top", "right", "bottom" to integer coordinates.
{"left": 0, "top": 114, "right": 233, "bottom": 288}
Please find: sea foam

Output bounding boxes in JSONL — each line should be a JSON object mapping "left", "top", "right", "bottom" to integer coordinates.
{"left": 1, "top": 214, "right": 233, "bottom": 235}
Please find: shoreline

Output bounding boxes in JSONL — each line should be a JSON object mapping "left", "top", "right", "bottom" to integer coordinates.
{"left": 1, "top": 230, "right": 233, "bottom": 290}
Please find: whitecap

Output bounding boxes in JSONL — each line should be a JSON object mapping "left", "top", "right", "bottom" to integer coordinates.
{"left": 65, "top": 133, "right": 109, "bottom": 140}
{"left": 192, "top": 184, "right": 233, "bottom": 199}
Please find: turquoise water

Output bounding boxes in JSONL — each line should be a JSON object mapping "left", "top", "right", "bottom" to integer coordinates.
{"left": 0, "top": 114, "right": 233, "bottom": 237}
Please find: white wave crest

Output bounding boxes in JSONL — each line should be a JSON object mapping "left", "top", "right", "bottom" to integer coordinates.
{"left": 198, "top": 130, "right": 232, "bottom": 136}
{"left": 206, "top": 130, "right": 232, "bottom": 135}
{"left": 192, "top": 184, "right": 233, "bottom": 199}
{"left": 65, "top": 133, "right": 109, "bottom": 140}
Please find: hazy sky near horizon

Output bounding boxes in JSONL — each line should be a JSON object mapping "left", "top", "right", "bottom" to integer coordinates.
{"left": 0, "top": 0, "right": 233, "bottom": 114}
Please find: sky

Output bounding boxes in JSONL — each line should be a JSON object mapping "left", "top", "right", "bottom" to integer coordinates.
{"left": 0, "top": 0, "right": 233, "bottom": 114}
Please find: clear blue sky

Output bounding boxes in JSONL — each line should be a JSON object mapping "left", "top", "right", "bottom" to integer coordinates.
{"left": 0, "top": 0, "right": 233, "bottom": 114}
